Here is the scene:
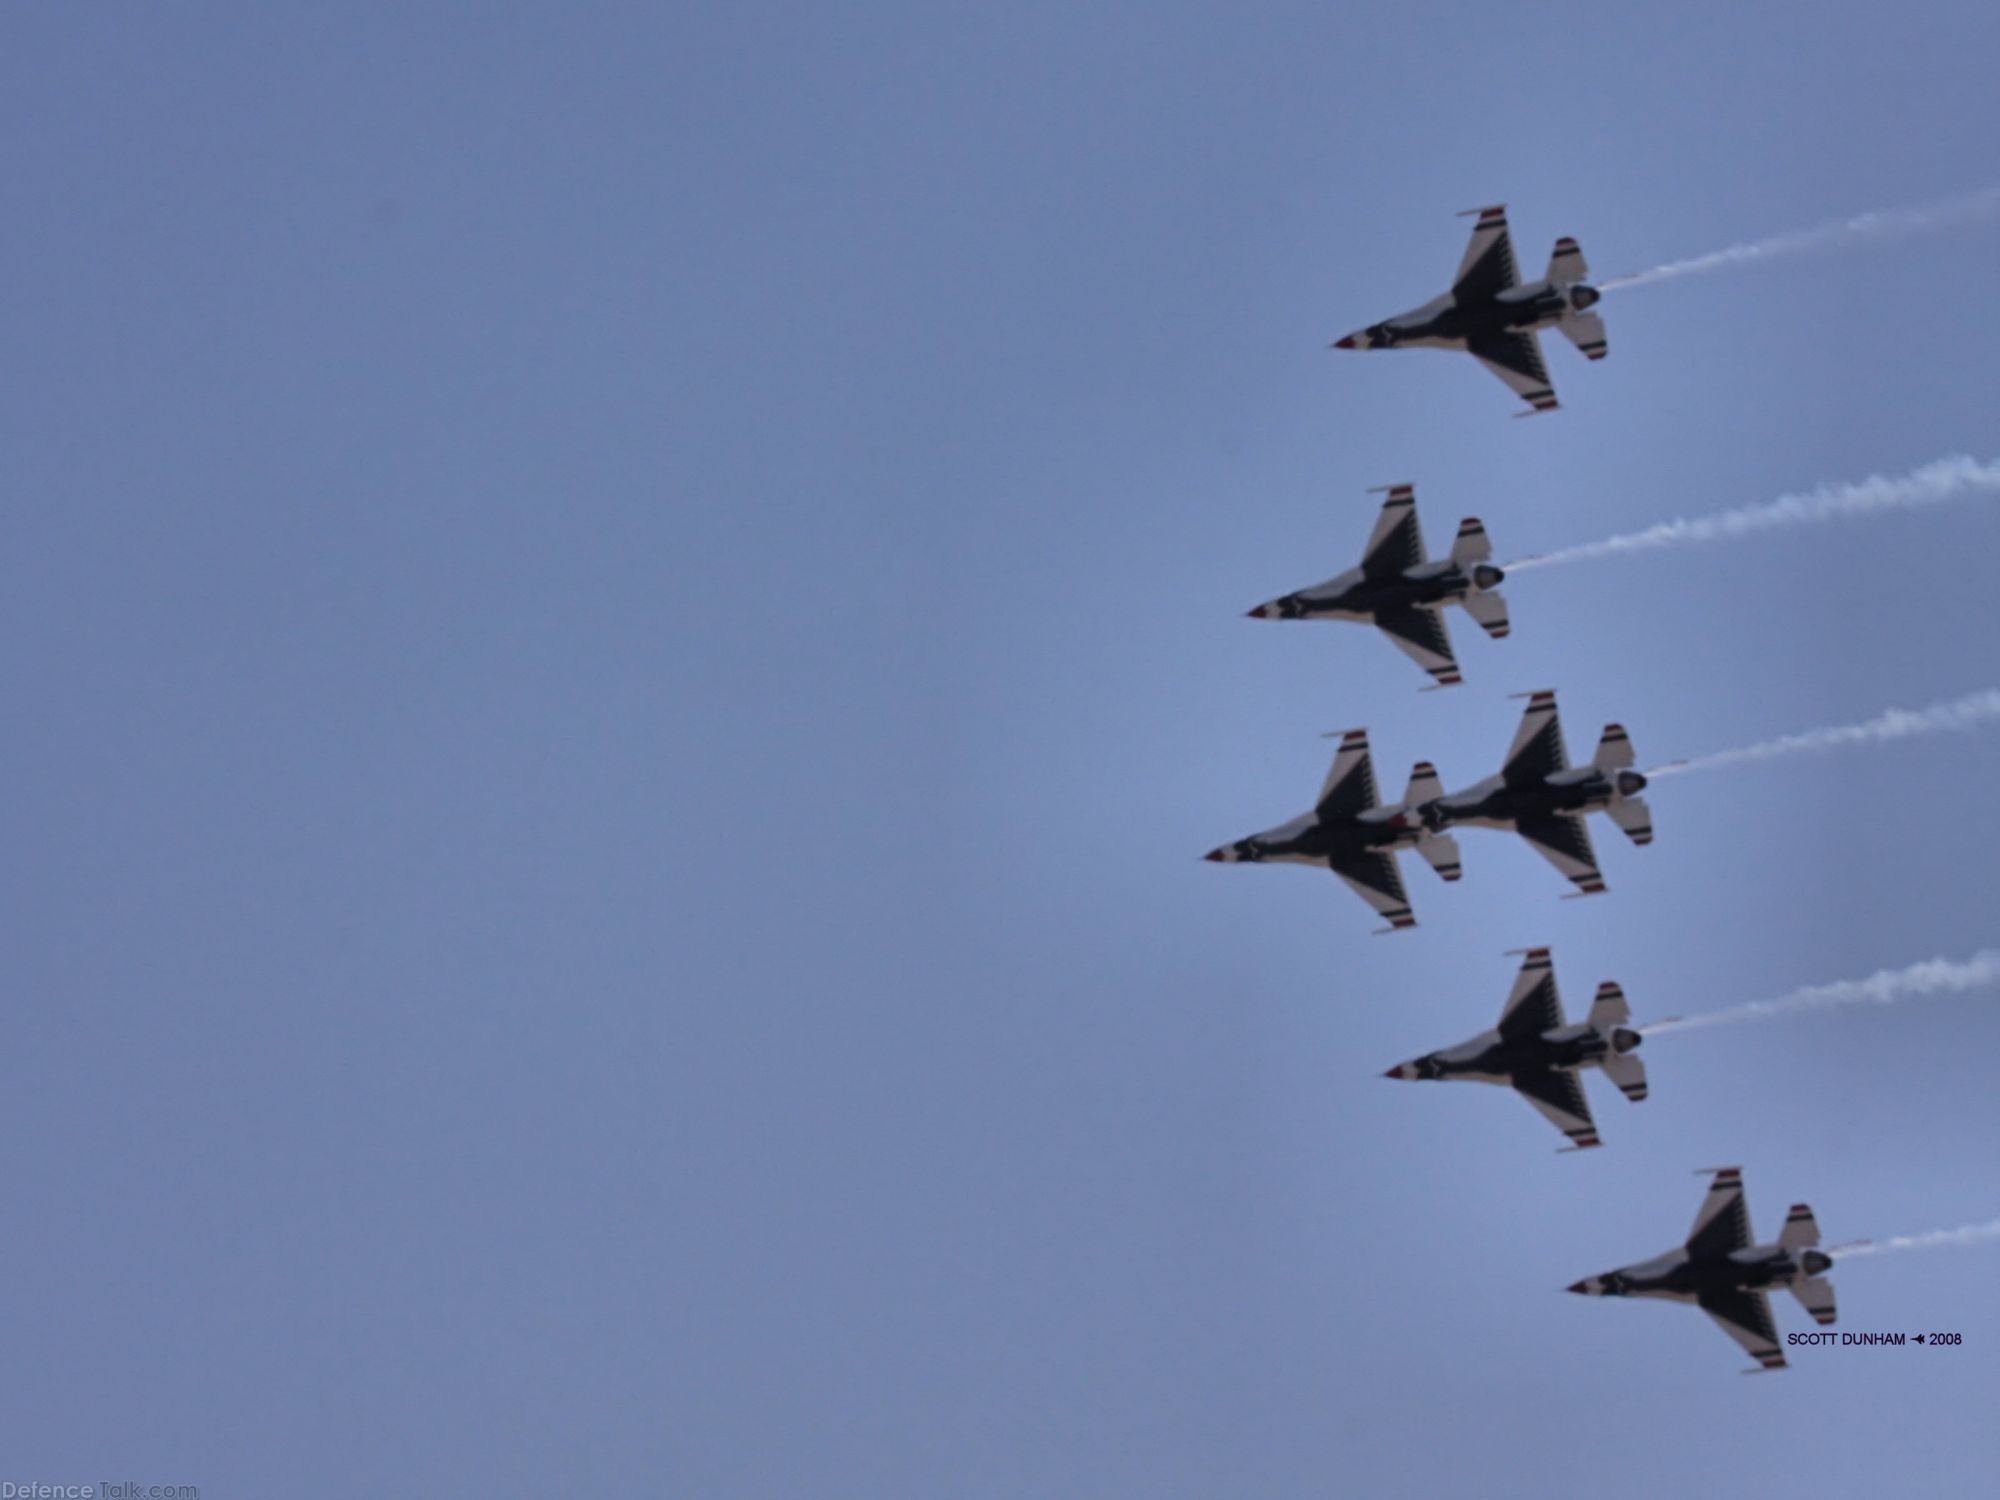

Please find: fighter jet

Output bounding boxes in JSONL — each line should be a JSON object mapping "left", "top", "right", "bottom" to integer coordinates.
{"left": 1331, "top": 205, "right": 1607, "bottom": 414}
{"left": 1418, "top": 690, "right": 1651, "bottom": 897}
{"left": 1202, "top": 729, "right": 1463, "bottom": 932}
{"left": 1383, "top": 948, "right": 1646, "bottom": 1151}
{"left": 1245, "top": 484, "right": 1509, "bottom": 688}
{"left": 1569, "top": 1167, "right": 1839, "bottom": 1373}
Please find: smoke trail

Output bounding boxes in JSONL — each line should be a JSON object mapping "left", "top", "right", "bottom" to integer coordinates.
{"left": 1504, "top": 456, "right": 2000, "bottom": 572}
{"left": 1600, "top": 184, "right": 2000, "bottom": 290}
{"left": 1641, "top": 949, "right": 2000, "bottom": 1035}
{"left": 1647, "top": 688, "right": 2000, "bottom": 779}
{"left": 1832, "top": 1219, "right": 2000, "bottom": 1260}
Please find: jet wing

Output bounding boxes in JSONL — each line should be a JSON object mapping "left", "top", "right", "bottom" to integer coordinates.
{"left": 1686, "top": 1167, "right": 1753, "bottom": 1259}
{"left": 1452, "top": 205, "right": 1519, "bottom": 302}
{"left": 1467, "top": 331, "right": 1559, "bottom": 414}
{"left": 1374, "top": 606, "right": 1462, "bottom": 688}
{"left": 1502, "top": 691, "right": 1569, "bottom": 784}
{"left": 1515, "top": 814, "right": 1605, "bottom": 896}
{"left": 1699, "top": 1288, "right": 1787, "bottom": 1372}
{"left": 1510, "top": 1065, "right": 1600, "bottom": 1149}
{"left": 1328, "top": 849, "right": 1415, "bottom": 932}
{"left": 1360, "top": 485, "right": 1425, "bottom": 579}
{"left": 1496, "top": 948, "right": 1564, "bottom": 1042}
{"left": 1317, "top": 730, "right": 1380, "bottom": 820}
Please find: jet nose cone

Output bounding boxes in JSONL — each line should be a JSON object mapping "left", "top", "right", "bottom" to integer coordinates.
{"left": 1332, "top": 334, "right": 1358, "bottom": 350}
{"left": 1566, "top": 1279, "right": 1592, "bottom": 1295}
{"left": 1202, "top": 848, "right": 1228, "bottom": 862}
{"left": 1246, "top": 603, "right": 1277, "bottom": 620}
{"left": 1383, "top": 1064, "right": 1412, "bottom": 1080}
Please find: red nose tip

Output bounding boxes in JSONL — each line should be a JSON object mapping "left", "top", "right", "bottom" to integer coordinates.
{"left": 1202, "top": 849, "right": 1226, "bottom": 862}
{"left": 1333, "top": 334, "right": 1357, "bottom": 349}
{"left": 1383, "top": 1066, "right": 1404, "bottom": 1079}
{"left": 1566, "top": 1280, "right": 1590, "bottom": 1294}
{"left": 1245, "top": 606, "right": 1269, "bottom": 619}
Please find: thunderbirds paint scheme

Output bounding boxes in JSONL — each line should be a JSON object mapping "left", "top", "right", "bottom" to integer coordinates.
{"left": 1569, "top": 1168, "right": 1838, "bottom": 1372}
{"left": 1246, "top": 484, "right": 1508, "bottom": 688}
{"left": 1419, "top": 690, "right": 1651, "bottom": 897}
{"left": 1383, "top": 948, "right": 1645, "bottom": 1150}
{"left": 1202, "top": 730, "right": 1461, "bottom": 932}
{"left": 1332, "top": 205, "right": 1607, "bottom": 413}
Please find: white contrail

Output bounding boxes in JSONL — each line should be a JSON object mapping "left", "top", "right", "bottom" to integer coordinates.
{"left": 1647, "top": 688, "right": 2000, "bottom": 779}
{"left": 1600, "top": 184, "right": 2000, "bottom": 290}
{"left": 1641, "top": 949, "right": 2000, "bottom": 1035}
{"left": 1833, "top": 1219, "right": 2000, "bottom": 1260}
{"left": 1504, "top": 456, "right": 2000, "bottom": 572}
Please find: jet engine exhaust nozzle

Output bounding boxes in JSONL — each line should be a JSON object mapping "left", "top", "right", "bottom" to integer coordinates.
{"left": 1803, "top": 1250, "right": 1834, "bottom": 1277}
{"left": 1615, "top": 769, "right": 1648, "bottom": 798}
{"left": 1472, "top": 563, "right": 1505, "bottom": 591}
{"left": 1571, "top": 283, "right": 1601, "bottom": 311}
{"left": 1611, "top": 1027, "right": 1643, "bottom": 1054}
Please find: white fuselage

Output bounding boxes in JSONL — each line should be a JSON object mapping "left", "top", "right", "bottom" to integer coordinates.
{"left": 1223, "top": 802, "right": 1420, "bottom": 867}
{"left": 1577, "top": 1242, "right": 1814, "bottom": 1302}
{"left": 1429, "top": 764, "right": 1633, "bottom": 834}
{"left": 1346, "top": 278, "right": 1591, "bottom": 352}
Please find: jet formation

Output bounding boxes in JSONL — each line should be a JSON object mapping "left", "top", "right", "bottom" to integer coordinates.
{"left": 1206, "top": 202, "right": 1926, "bottom": 1374}
{"left": 1332, "top": 204, "right": 1608, "bottom": 414}
{"left": 1205, "top": 691, "right": 1651, "bottom": 928}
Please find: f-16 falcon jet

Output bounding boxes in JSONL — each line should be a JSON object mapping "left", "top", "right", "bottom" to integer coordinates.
{"left": 1332, "top": 205, "right": 1607, "bottom": 414}
{"left": 1569, "top": 1167, "right": 1838, "bottom": 1373}
{"left": 1202, "top": 729, "right": 1462, "bottom": 932}
{"left": 1382, "top": 948, "right": 1646, "bottom": 1151}
{"left": 1245, "top": 484, "right": 1508, "bottom": 688}
{"left": 1418, "top": 690, "right": 1652, "bottom": 897}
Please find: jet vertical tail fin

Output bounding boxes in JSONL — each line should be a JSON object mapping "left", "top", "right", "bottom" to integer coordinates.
{"left": 1402, "top": 760, "right": 1445, "bottom": 813}
{"left": 1586, "top": 981, "right": 1630, "bottom": 1030}
{"left": 1414, "top": 832, "right": 1463, "bottom": 883}
{"left": 1551, "top": 239, "right": 1607, "bottom": 363}
{"left": 1593, "top": 724, "right": 1636, "bottom": 771}
{"left": 1604, "top": 795, "right": 1654, "bottom": 846}
{"left": 1558, "top": 311, "right": 1609, "bottom": 361}
{"left": 1780, "top": 1204, "right": 1822, "bottom": 1251}
{"left": 1546, "top": 237, "right": 1590, "bottom": 284}
{"left": 1791, "top": 1276, "right": 1837, "bottom": 1327}
{"left": 1600, "top": 1050, "right": 1647, "bottom": 1102}
{"left": 1460, "top": 586, "right": 1509, "bottom": 640}
{"left": 1401, "top": 763, "right": 1459, "bottom": 880}
{"left": 1449, "top": 517, "right": 1493, "bottom": 565}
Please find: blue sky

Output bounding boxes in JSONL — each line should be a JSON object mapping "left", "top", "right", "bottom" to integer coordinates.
{"left": 4, "top": 4, "right": 1998, "bottom": 1495}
